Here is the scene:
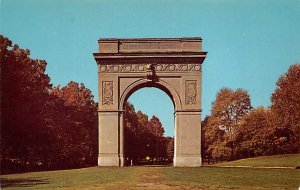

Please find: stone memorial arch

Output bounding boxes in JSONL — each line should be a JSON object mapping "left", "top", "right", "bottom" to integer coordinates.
{"left": 93, "top": 37, "right": 207, "bottom": 167}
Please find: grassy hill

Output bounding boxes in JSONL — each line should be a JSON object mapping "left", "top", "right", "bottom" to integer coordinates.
{"left": 214, "top": 154, "right": 300, "bottom": 168}
{"left": 1, "top": 162, "right": 300, "bottom": 189}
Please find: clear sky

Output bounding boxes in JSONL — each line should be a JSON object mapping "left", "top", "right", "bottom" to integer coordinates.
{"left": 1, "top": 0, "right": 300, "bottom": 137}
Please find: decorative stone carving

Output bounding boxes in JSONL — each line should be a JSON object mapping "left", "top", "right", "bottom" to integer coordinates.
{"left": 119, "top": 42, "right": 181, "bottom": 53}
{"left": 98, "top": 63, "right": 201, "bottom": 73}
{"left": 146, "top": 64, "right": 156, "bottom": 81}
{"left": 102, "top": 81, "right": 113, "bottom": 105}
{"left": 185, "top": 80, "right": 197, "bottom": 105}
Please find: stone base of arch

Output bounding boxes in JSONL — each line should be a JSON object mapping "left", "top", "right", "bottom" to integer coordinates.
{"left": 97, "top": 156, "right": 202, "bottom": 167}
{"left": 174, "top": 110, "right": 202, "bottom": 167}
{"left": 97, "top": 109, "right": 202, "bottom": 167}
{"left": 174, "top": 156, "right": 202, "bottom": 167}
{"left": 97, "top": 111, "right": 124, "bottom": 167}
{"left": 98, "top": 155, "right": 120, "bottom": 167}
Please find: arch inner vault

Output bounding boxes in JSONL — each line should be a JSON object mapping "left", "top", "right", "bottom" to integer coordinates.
{"left": 93, "top": 37, "right": 207, "bottom": 167}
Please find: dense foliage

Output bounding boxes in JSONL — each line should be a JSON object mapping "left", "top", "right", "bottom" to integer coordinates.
{"left": 0, "top": 35, "right": 173, "bottom": 173}
{"left": 124, "top": 102, "right": 173, "bottom": 165}
{"left": 203, "top": 64, "right": 300, "bottom": 162}
{"left": 1, "top": 35, "right": 98, "bottom": 173}
{"left": 203, "top": 88, "right": 252, "bottom": 160}
{"left": 271, "top": 64, "right": 300, "bottom": 152}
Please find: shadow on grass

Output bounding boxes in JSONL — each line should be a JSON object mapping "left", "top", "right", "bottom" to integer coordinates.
{"left": 0, "top": 177, "right": 49, "bottom": 188}
{"left": 142, "top": 165, "right": 172, "bottom": 167}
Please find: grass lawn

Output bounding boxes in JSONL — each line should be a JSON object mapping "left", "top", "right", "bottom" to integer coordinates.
{"left": 1, "top": 166, "right": 300, "bottom": 189}
{"left": 214, "top": 154, "right": 300, "bottom": 168}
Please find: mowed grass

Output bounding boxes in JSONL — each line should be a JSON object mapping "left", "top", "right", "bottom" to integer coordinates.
{"left": 1, "top": 166, "right": 300, "bottom": 189}
{"left": 1, "top": 167, "right": 141, "bottom": 190}
{"left": 162, "top": 167, "right": 300, "bottom": 190}
{"left": 214, "top": 154, "right": 300, "bottom": 168}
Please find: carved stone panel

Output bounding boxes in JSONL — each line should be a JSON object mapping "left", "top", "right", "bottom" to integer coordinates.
{"left": 119, "top": 42, "right": 181, "bottom": 53}
{"left": 185, "top": 80, "right": 197, "bottom": 105}
{"left": 98, "top": 63, "right": 201, "bottom": 73}
{"left": 102, "top": 81, "right": 113, "bottom": 105}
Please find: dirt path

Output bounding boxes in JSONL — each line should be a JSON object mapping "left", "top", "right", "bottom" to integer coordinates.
{"left": 131, "top": 167, "right": 181, "bottom": 190}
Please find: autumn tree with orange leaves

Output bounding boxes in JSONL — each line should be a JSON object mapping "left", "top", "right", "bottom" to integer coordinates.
{"left": 1, "top": 35, "right": 98, "bottom": 173}
{"left": 204, "top": 88, "right": 252, "bottom": 160}
{"left": 123, "top": 102, "right": 170, "bottom": 165}
{"left": 1, "top": 35, "right": 52, "bottom": 172}
{"left": 203, "top": 65, "right": 300, "bottom": 162}
{"left": 271, "top": 64, "right": 300, "bottom": 153}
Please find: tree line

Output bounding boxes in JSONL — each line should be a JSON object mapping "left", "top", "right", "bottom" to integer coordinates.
{"left": 202, "top": 64, "right": 300, "bottom": 163}
{"left": 1, "top": 35, "right": 299, "bottom": 172}
{"left": 124, "top": 102, "right": 174, "bottom": 165}
{"left": 0, "top": 35, "right": 172, "bottom": 173}
{"left": 1, "top": 35, "right": 99, "bottom": 173}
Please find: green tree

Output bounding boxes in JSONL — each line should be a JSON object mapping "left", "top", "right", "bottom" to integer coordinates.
{"left": 271, "top": 64, "right": 300, "bottom": 152}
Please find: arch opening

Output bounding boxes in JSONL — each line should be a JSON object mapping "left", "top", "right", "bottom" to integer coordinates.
{"left": 120, "top": 79, "right": 179, "bottom": 111}
{"left": 122, "top": 85, "right": 175, "bottom": 166}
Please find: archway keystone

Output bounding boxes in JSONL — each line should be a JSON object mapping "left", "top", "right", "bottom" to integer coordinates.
{"left": 93, "top": 37, "right": 207, "bottom": 167}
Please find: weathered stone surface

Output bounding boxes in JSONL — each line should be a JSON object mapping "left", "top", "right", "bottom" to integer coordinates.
{"left": 93, "top": 37, "right": 207, "bottom": 167}
{"left": 98, "top": 63, "right": 201, "bottom": 73}
{"left": 98, "top": 37, "right": 202, "bottom": 53}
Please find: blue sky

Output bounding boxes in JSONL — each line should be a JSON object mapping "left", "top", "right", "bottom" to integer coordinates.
{"left": 1, "top": 0, "right": 300, "bottom": 137}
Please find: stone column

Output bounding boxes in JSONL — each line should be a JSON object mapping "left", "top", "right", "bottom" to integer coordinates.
{"left": 174, "top": 110, "right": 202, "bottom": 167}
{"left": 119, "top": 111, "right": 125, "bottom": 166}
{"left": 98, "top": 111, "right": 120, "bottom": 166}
